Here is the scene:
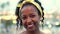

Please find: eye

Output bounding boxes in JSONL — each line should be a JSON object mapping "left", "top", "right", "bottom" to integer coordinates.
{"left": 22, "top": 16, "right": 27, "bottom": 20}
{"left": 30, "top": 14, "right": 36, "bottom": 18}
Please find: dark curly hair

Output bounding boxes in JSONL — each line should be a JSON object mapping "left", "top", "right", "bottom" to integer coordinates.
{"left": 15, "top": 0, "right": 44, "bottom": 29}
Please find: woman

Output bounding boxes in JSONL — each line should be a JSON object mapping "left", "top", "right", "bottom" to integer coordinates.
{"left": 15, "top": 0, "right": 44, "bottom": 34}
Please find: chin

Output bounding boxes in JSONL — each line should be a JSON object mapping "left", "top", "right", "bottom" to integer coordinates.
{"left": 27, "top": 28, "right": 36, "bottom": 32}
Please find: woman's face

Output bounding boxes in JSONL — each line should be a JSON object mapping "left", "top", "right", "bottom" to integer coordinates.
{"left": 20, "top": 5, "right": 41, "bottom": 31}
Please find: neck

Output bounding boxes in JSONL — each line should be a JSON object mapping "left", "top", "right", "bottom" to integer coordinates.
{"left": 26, "top": 29, "right": 40, "bottom": 34}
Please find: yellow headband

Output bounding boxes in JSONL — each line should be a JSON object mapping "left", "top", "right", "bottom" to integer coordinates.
{"left": 17, "top": 0, "right": 42, "bottom": 17}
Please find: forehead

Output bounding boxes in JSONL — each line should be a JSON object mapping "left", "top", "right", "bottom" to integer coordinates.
{"left": 21, "top": 5, "right": 38, "bottom": 14}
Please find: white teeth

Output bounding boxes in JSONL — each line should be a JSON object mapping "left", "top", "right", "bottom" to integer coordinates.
{"left": 28, "top": 23, "right": 33, "bottom": 27}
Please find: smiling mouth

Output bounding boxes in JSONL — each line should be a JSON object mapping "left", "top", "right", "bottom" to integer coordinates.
{"left": 27, "top": 23, "right": 34, "bottom": 29}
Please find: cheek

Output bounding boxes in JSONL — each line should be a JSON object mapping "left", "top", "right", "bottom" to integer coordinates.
{"left": 32, "top": 16, "right": 40, "bottom": 26}
{"left": 22, "top": 20, "right": 27, "bottom": 28}
{"left": 32, "top": 16, "right": 40, "bottom": 22}
{"left": 22, "top": 19, "right": 26, "bottom": 25}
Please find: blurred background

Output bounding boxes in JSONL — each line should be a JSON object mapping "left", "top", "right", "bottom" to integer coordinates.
{"left": 0, "top": 0, "right": 60, "bottom": 34}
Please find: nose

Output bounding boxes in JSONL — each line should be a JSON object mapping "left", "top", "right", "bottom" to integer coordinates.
{"left": 26, "top": 17, "right": 32, "bottom": 23}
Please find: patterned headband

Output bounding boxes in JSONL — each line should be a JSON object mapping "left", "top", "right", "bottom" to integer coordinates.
{"left": 17, "top": 0, "right": 42, "bottom": 17}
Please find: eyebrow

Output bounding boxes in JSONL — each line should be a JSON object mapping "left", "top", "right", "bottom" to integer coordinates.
{"left": 21, "top": 12, "right": 37, "bottom": 17}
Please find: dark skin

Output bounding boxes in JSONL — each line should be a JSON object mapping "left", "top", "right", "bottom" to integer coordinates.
{"left": 20, "top": 5, "right": 44, "bottom": 34}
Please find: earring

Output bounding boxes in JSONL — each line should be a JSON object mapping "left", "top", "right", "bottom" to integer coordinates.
{"left": 40, "top": 18, "right": 43, "bottom": 21}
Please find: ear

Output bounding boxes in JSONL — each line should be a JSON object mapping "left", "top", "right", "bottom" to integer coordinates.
{"left": 38, "top": 16, "right": 42, "bottom": 21}
{"left": 40, "top": 17, "right": 43, "bottom": 21}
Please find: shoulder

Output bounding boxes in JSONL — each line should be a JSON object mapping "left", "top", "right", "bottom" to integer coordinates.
{"left": 20, "top": 31, "right": 26, "bottom": 34}
{"left": 40, "top": 31, "right": 45, "bottom": 34}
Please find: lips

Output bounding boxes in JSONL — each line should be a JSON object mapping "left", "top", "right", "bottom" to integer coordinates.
{"left": 27, "top": 23, "right": 34, "bottom": 29}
